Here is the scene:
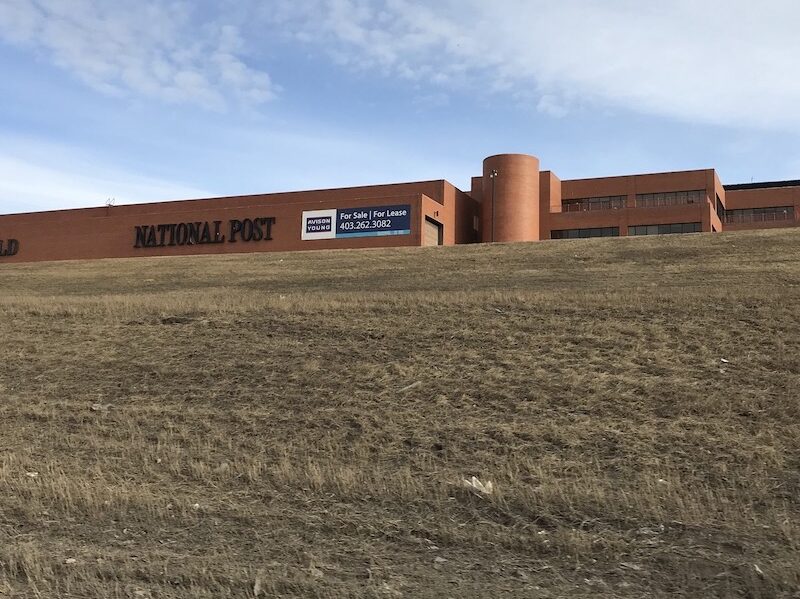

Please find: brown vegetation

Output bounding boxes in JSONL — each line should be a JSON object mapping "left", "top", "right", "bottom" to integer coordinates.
{"left": 1, "top": 229, "right": 799, "bottom": 598}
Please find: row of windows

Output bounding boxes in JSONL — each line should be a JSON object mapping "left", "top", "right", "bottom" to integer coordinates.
{"left": 562, "top": 195, "right": 626, "bottom": 212}
{"left": 723, "top": 206, "right": 794, "bottom": 224}
{"left": 551, "top": 227, "right": 620, "bottom": 239}
{"left": 628, "top": 222, "right": 702, "bottom": 236}
{"left": 553, "top": 189, "right": 793, "bottom": 228}
{"left": 560, "top": 190, "right": 707, "bottom": 212}
{"left": 552, "top": 223, "right": 703, "bottom": 239}
{"left": 636, "top": 190, "right": 705, "bottom": 208}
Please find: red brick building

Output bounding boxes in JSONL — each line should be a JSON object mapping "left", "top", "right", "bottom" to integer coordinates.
{"left": 0, "top": 153, "right": 798, "bottom": 263}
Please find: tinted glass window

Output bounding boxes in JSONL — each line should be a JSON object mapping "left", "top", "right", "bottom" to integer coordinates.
{"left": 724, "top": 206, "right": 794, "bottom": 224}
{"left": 635, "top": 190, "right": 705, "bottom": 208}
{"left": 562, "top": 196, "right": 626, "bottom": 212}
{"left": 628, "top": 223, "right": 702, "bottom": 236}
{"left": 551, "top": 227, "right": 620, "bottom": 239}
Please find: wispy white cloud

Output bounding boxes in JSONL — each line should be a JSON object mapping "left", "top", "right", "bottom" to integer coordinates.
{"left": 263, "top": 0, "right": 800, "bottom": 131}
{"left": 6, "top": 1, "right": 797, "bottom": 130}
{"left": 0, "top": 0, "right": 276, "bottom": 110}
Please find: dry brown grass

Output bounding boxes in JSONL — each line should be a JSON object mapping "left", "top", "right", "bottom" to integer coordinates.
{"left": 1, "top": 229, "right": 799, "bottom": 598}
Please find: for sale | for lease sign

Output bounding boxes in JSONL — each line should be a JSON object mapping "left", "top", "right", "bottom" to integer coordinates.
{"left": 302, "top": 205, "right": 411, "bottom": 240}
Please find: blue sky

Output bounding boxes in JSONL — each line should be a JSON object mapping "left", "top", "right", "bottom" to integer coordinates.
{"left": 1, "top": 0, "right": 799, "bottom": 214}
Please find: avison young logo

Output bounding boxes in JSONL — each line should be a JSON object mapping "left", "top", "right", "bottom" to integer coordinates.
{"left": 134, "top": 218, "right": 276, "bottom": 249}
{"left": 0, "top": 239, "right": 19, "bottom": 257}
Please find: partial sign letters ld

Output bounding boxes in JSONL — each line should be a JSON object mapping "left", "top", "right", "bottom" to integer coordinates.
{"left": 0, "top": 239, "right": 19, "bottom": 257}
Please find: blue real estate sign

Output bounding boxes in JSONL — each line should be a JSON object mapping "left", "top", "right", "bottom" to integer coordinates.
{"left": 335, "top": 205, "right": 411, "bottom": 238}
{"left": 302, "top": 205, "right": 412, "bottom": 240}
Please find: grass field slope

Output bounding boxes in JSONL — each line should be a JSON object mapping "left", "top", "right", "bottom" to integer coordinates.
{"left": 1, "top": 229, "right": 799, "bottom": 598}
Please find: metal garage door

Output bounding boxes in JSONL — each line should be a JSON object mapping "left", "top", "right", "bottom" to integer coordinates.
{"left": 424, "top": 217, "right": 443, "bottom": 246}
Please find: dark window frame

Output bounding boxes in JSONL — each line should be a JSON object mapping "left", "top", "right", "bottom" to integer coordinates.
{"left": 562, "top": 196, "right": 626, "bottom": 212}
{"left": 551, "top": 227, "right": 620, "bottom": 240}
{"left": 635, "top": 190, "right": 706, "bottom": 208}
{"left": 628, "top": 222, "right": 702, "bottom": 236}
{"left": 723, "top": 206, "right": 794, "bottom": 224}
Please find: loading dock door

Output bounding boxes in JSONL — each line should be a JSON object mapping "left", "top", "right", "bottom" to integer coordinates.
{"left": 424, "top": 217, "right": 443, "bottom": 246}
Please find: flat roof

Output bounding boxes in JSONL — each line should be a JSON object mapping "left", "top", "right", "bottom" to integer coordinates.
{"left": 724, "top": 180, "right": 800, "bottom": 191}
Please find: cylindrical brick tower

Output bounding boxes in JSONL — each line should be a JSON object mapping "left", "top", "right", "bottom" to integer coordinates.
{"left": 481, "top": 154, "right": 540, "bottom": 243}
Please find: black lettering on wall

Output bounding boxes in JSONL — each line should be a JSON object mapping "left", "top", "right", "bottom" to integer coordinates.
{"left": 145, "top": 226, "right": 157, "bottom": 248}
{"left": 132, "top": 218, "right": 274, "bottom": 249}
{"left": 262, "top": 217, "right": 275, "bottom": 240}
{"left": 157, "top": 224, "right": 170, "bottom": 247}
{"left": 134, "top": 226, "right": 148, "bottom": 248}
{"left": 252, "top": 218, "right": 264, "bottom": 241}
{"left": 241, "top": 219, "right": 254, "bottom": 242}
{"left": 186, "top": 222, "right": 201, "bottom": 245}
{"left": 229, "top": 220, "right": 243, "bottom": 242}
{"left": 0, "top": 239, "right": 20, "bottom": 257}
{"left": 175, "top": 223, "right": 188, "bottom": 245}
{"left": 167, "top": 224, "right": 177, "bottom": 246}
{"left": 199, "top": 222, "right": 212, "bottom": 244}
{"left": 213, "top": 221, "right": 225, "bottom": 243}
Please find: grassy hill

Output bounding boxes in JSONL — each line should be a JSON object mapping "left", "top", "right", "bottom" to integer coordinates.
{"left": 1, "top": 229, "right": 799, "bottom": 598}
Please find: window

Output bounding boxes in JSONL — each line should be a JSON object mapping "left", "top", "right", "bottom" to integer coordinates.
{"left": 562, "top": 196, "right": 626, "bottom": 212}
{"left": 551, "top": 227, "right": 620, "bottom": 239}
{"left": 715, "top": 194, "right": 725, "bottom": 221}
{"left": 628, "top": 222, "right": 702, "bottom": 236}
{"left": 723, "top": 206, "right": 794, "bottom": 224}
{"left": 635, "top": 190, "right": 705, "bottom": 208}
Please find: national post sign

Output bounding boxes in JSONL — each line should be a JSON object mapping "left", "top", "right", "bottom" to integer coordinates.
{"left": 302, "top": 205, "right": 412, "bottom": 240}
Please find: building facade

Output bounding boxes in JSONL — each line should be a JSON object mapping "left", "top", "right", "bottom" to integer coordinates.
{"left": 0, "top": 153, "right": 798, "bottom": 263}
